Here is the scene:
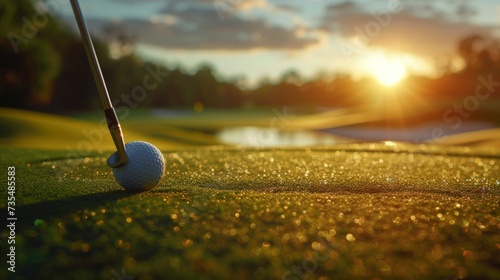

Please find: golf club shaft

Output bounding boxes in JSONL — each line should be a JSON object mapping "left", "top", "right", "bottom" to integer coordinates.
{"left": 70, "top": 0, "right": 127, "bottom": 167}
{"left": 70, "top": 0, "right": 111, "bottom": 110}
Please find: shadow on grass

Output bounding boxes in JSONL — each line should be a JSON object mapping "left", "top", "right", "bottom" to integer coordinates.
{"left": 12, "top": 190, "right": 136, "bottom": 227}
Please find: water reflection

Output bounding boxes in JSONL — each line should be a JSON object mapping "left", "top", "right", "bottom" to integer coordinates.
{"left": 217, "top": 121, "right": 496, "bottom": 147}
{"left": 217, "top": 127, "right": 341, "bottom": 147}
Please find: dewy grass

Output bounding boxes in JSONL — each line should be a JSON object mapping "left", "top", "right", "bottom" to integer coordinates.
{"left": 0, "top": 143, "right": 499, "bottom": 279}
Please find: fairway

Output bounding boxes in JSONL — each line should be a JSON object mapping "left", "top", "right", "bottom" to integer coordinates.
{"left": 0, "top": 108, "right": 219, "bottom": 150}
{"left": 1, "top": 143, "right": 499, "bottom": 280}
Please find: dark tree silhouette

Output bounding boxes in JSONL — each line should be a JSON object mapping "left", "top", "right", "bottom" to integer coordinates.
{"left": 458, "top": 35, "right": 500, "bottom": 71}
{"left": 0, "top": 0, "right": 62, "bottom": 110}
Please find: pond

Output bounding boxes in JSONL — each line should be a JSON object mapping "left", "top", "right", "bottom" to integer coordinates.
{"left": 217, "top": 121, "right": 496, "bottom": 147}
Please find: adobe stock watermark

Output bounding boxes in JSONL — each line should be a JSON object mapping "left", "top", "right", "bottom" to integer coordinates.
{"left": 427, "top": 74, "right": 500, "bottom": 144}
{"left": 281, "top": 236, "right": 339, "bottom": 280}
{"left": 247, "top": 107, "right": 296, "bottom": 147}
{"left": 54, "top": 64, "right": 170, "bottom": 177}
{"left": 212, "top": 0, "right": 244, "bottom": 21}
{"left": 340, "top": 0, "right": 403, "bottom": 61}
{"left": 111, "top": 267, "right": 136, "bottom": 280}
{"left": 8, "top": 0, "right": 69, "bottom": 54}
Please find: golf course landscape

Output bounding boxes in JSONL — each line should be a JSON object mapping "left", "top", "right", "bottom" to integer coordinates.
{"left": 1, "top": 107, "right": 499, "bottom": 279}
{"left": 2, "top": 1, "right": 500, "bottom": 279}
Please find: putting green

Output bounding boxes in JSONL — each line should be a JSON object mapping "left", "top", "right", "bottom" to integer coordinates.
{"left": 0, "top": 143, "right": 499, "bottom": 280}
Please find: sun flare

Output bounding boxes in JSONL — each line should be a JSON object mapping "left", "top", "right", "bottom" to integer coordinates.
{"left": 365, "top": 53, "right": 408, "bottom": 87}
{"left": 374, "top": 60, "right": 407, "bottom": 86}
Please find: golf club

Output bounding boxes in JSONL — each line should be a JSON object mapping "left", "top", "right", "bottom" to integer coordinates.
{"left": 70, "top": 0, "right": 127, "bottom": 168}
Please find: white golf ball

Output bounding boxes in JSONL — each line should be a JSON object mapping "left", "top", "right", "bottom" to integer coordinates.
{"left": 109, "top": 141, "right": 165, "bottom": 191}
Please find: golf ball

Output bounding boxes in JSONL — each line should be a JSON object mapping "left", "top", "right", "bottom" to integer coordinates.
{"left": 109, "top": 141, "right": 165, "bottom": 191}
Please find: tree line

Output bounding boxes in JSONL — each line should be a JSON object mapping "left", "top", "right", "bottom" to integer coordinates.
{"left": 1, "top": 1, "right": 499, "bottom": 114}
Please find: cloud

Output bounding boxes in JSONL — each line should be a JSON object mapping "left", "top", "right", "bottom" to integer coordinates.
{"left": 321, "top": 1, "right": 498, "bottom": 57}
{"left": 108, "top": 0, "right": 163, "bottom": 3}
{"left": 92, "top": 0, "right": 321, "bottom": 51}
{"left": 273, "top": 4, "right": 300, "bottom": 13}
{"left": 455, "top": 3, "right": 478, "bottom": 18}
{"left": 324, "top": 1, "right": 359, "bottom": 15}
{"left": 159, "top": 0, "right": 270, "bottom": 12}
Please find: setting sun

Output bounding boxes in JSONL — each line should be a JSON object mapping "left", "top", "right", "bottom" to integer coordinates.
{"left": 365, "top": 53, "right": 408, "bottom": 87}
{"left": 374, "top": 60, "right": 407, "bottom": 86}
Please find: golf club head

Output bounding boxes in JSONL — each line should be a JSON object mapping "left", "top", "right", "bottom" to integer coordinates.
{"left": 106, "top": 126, "right": 128, "bottom": 168}
{"left": 107, "top": 151, "right": 127, "bottom": 168}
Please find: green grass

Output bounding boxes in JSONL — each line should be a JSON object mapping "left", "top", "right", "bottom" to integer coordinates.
{"left": 0, "top": 108, "right": 219, "bottom": 150}
{"left": 0, "top": 108, "right": 499, "bottom": 279}
{"left": 1, "top": 143, "right": 499, "bottom": 280}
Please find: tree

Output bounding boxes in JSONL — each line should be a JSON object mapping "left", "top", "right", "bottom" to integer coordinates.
{"left": 102, "top": 22, "right": 137, "bottom": 59}
{"left": 0, "top": 0, "right": 62, "bottom": 110}
{"left": 458, "top": 35, "right": 499, "bottom": 71}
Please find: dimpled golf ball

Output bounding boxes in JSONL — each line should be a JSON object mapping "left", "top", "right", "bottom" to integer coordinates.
{"left": 109, "top": 141, "right": 165, "bottom": 191}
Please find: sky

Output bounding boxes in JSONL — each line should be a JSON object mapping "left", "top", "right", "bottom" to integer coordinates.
{"left": 49, "top": 0, "right": 500, "bottom": 86}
